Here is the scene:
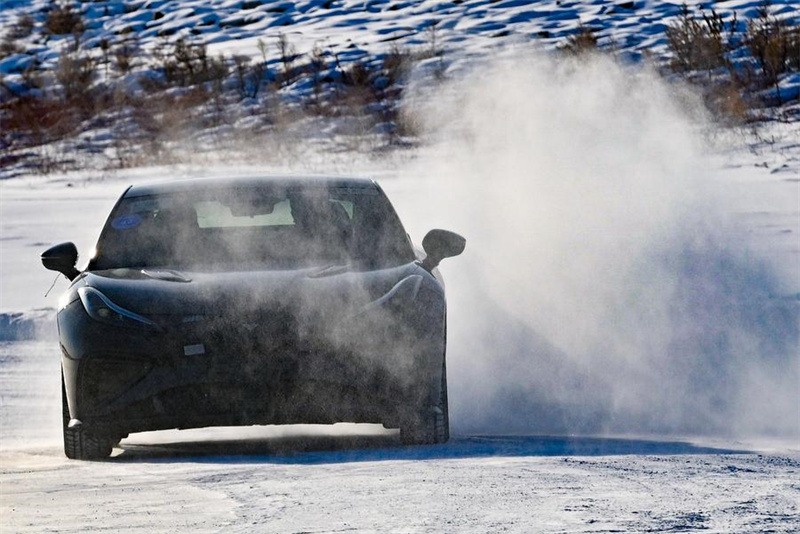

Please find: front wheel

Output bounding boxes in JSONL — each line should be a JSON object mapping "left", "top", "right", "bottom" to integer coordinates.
{"left": 62, "top": 372, "right": 113, "bottom": 460}
{"left": 400, "top": 358, "right": 449, "bottom": 445}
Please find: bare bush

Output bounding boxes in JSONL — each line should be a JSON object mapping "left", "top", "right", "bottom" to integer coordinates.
{"left": 422, "top": 22, "right": 448, "bottom": 80}
{"left": 345, "top": 61, "right": 371, "bottom": 88}
{"left": 383, "top": 44, "right": 412, "bottom": 85}
{"left": 666, "top": 4, "right": 731, "bottom": 72}
{"left": 0, "top": 39, "right": 24, "bottom": 60}
{"left": 0, "top": 14, "right": 33, "bottom": 59}
{"left": 56, "top": 50, "right": 95, "bottom": 101}
{"left": 276, "top": 33, "right": 297, "bottom": 84}
{"left": 161, "top": 39, "right": 228, "bottom": 87}
{"left": 1, "top": 95, "right": 80, "bottom": 148}
{"left": 418, "top": 20, "right": 442, "bottom": 60}
{"left": 330, "top": 60, "right": 376, "bottom": 118}
{"left": 128, "top": 87, "right": 212, "bottom": 149}
{"left": 561, "top": 26, "right": 600, "bottom": 56}
{"left": 392, "top": 105, "right": 422, "bottom": 139}
{"left": 45, "top": 2, "right": 83, "bottom": 36}
{"left": 788, "top": 28, "right": 800, "bottom": 71}
{"left": 659, "top": 0, "right": 800, "bottom": 115}
{"left": 746, "top": 1, "right": 798, "bottom": 101}
{"left": 98, "top": 38, "right": 110, "bottom": 78}
{"left": 7, "top": 14, "right": 35, "bottom": 40}
{"left": 706, "top": 82, "right": 750, "bottom": 125}
{"left": 113, "top": 42, "right": 136, "bottom": 75}
{"left": 233, "top": 55, "right": 265, "bottom": 100}
{"left": 257, "top": 38, "right": 269, "bottom": 65}
{"left": 308, "top": 43, "right": 328, "bottom": 110}
{"left": 21, "top": 63, "right": 44, "bottom": 91}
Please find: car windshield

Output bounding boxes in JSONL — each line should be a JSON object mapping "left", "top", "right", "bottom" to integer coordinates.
{"left": 89, "top": 184, "right": 415, "bottom": 270}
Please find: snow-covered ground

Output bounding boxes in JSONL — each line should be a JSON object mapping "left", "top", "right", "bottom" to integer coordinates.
{"left": 2, "top": 345, "right": 799, "bottom": 533}
{"left": 1, "top": 4, "right": 799, "bottom": 527}
{"left": 1, "top": 120, "right": 798, "bottom": 531}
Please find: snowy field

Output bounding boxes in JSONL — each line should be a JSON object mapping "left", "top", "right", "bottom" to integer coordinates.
{"left": 2, "top": 2, "right": 800, "bottom": 526}
{"left": 1, "top": 125, "right": 799, "bottom": 530}
{"left": 0, "top": 344, "right": 798, "bottom": 532}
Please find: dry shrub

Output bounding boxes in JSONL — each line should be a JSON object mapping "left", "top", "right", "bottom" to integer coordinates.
{"left": 391, "top": 104, "right": 422, "bottom": 139}
{"left": 303, "top": 43, "right": 330, "bottom": 112}
{"left": 276, "top": 33, "right": 297, "bottom": 85}
{"left": 561, "top": 26, "right": 599, "bottom": 56}
{"left": 123, "top": 85, "right": 233, "bottom": 163}
{"left": 415, "top": 21, "right": 442, "bottom": 61}
{"left": 0, "top": 39, "right": 24, "bottom": 60}
{"left": 383, "top": 44, "right": 413, "bottom": 85}
{"left": 45, "top": 2, "right": 83, "bottom": 36}
{"left": 1, "top": 95, "right": 81, "bottom": 147}
{"left": 161, "top": 40, "right": 228, "bottom": 87}
{"left": 0, "top": 15, "right": 33, "bottom": 59}
{"left": 666, "top": 5, "right": 732, "bottom": 72}
{"left": 130, "top": 87, "right": 212, "bottom": 141}
{"left": 746, "top": 2, "right": 799, "bottom": 99}
{"left": 233, "top": 55, "right": 265, "bottom": 100}
{"left": 333, "top": 61, "right": 375, "bottom": 113}
{"left": 113, "top": 42, "right": 137, "bottom": 75}
{"left": 663, "top": 1, "right": 800, "bottom": 114}
{"left": 706, "top": 83, "right": 750, "bottom": 125}
{"left": 18, "top": 63, "right": 44, "bottom": 93}
{"left": 56, "top": 50, "right": 95, "bottom": 100}
{"left": 0, "top": 48, "right": 102, "bottom": 154}
{"left": 7, "top": 14, "right": 35, "bottom": 40}
{"left": 344, "top": 61, "right": 371, "bottom": 88}
{"left": 788, "top": 29, "right": 800, "bottom": 72}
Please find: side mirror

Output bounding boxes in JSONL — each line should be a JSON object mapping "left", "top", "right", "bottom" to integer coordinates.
{"left": 421, "top": 229, "right": 466, "bottom": 271}
{"left": 41, "top": 242, "right": 80, "bottom": 281}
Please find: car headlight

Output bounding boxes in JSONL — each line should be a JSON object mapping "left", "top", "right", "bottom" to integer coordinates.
{"left": 77, "top": 287, "right": 157, "bottom": 328}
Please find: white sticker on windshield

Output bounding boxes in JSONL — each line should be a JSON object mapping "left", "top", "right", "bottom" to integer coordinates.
{"left": 183, "top": 344, "right": 206, "bottom": 356}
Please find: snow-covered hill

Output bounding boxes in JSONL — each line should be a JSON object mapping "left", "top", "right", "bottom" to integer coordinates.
{"left": 1, "top": 0, "right": 798, "bottom": 180}
{"left": 2, "top": 0, "right": 799, "bottom": 89}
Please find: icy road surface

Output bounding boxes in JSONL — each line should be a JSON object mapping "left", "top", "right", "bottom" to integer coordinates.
{"left": 1, "top": 341, "right": 799, "bottom": 533}
{"left": 1, "top": 128, "right": 798, "bottom": 531}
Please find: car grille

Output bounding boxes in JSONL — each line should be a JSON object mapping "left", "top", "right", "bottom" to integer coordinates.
{"left": 167, "top": 310, "right": 312, "bottom": 365}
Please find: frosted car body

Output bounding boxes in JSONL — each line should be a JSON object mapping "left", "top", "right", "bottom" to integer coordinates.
{"left": 42, "top": 176, "right": 465, "bottom": 459}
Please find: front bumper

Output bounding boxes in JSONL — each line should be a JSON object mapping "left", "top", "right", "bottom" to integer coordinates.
{"left": 58, "top": 290, "right": 444, "bottom": 436}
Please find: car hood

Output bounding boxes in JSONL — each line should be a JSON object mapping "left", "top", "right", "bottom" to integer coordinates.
{"left": 80, "top": 262, "right": 426, "bottom": 319}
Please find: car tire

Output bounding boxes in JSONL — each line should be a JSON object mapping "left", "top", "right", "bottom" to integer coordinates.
{"left": 400, "top": 358, "right": 449, "bottom": 445}
{"left": 62, "top": 371, "right": 113, "bottom": 460}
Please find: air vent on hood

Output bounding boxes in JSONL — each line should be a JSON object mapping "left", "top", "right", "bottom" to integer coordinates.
{"left": 141, "top": 269, "right": 192, "bottom": 283}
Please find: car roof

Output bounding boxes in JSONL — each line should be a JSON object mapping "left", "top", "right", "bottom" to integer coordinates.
{"left": 123, "top": 175, "right": 378, "bottom": 198}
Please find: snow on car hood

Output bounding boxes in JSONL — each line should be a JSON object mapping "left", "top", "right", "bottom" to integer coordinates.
{"left": 80, "top": 262, "right": 426, "bottom": 319}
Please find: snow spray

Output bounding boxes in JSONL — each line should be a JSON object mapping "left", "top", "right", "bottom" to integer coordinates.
{"left": 390, "top": 53, "right": 799, "bottom": 438}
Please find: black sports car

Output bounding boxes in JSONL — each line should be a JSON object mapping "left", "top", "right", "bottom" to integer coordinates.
{"left": 42, "top": 176, "right": 465, "bottom": 459}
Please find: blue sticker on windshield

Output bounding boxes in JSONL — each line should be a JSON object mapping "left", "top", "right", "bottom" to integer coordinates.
{"left": 112, "top": 214, "right": 142, "bottom": 230}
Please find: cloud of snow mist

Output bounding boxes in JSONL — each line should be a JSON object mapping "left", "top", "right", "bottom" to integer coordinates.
{"left": 392, "top": 53, "right": 799, "bottom": 438}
